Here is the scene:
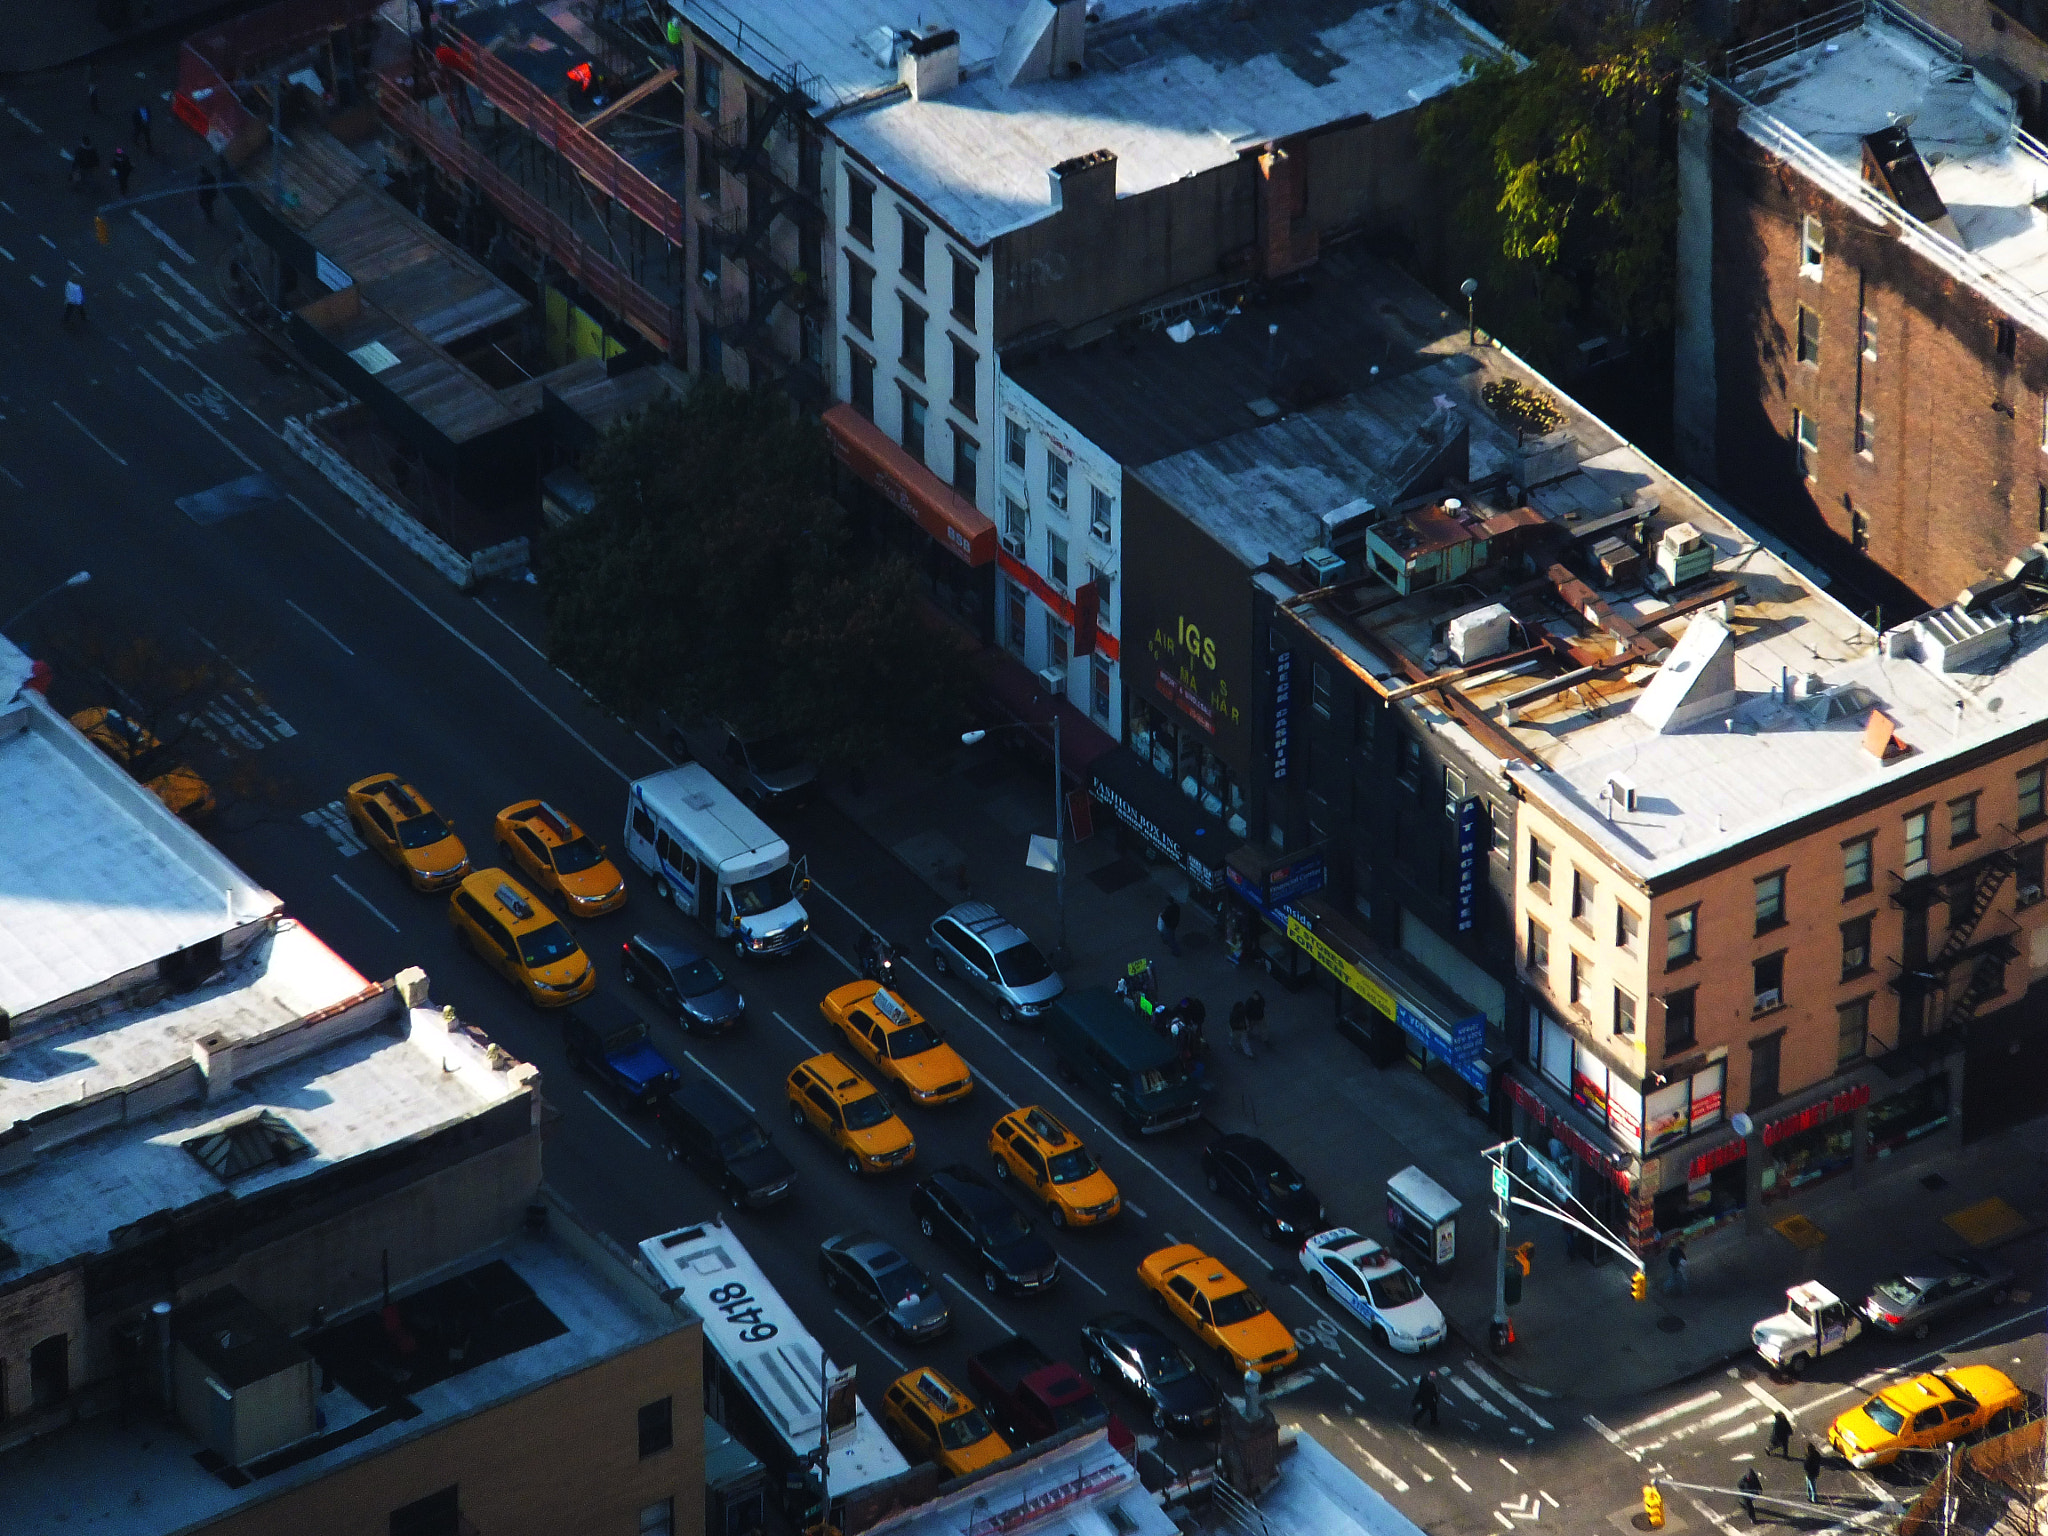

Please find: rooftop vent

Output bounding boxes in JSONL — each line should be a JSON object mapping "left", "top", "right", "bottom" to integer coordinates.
{"left": 1447, "top": 603, "right": 1512, "bottom": 665}
{"left": 999, "top": 0, "right": 1086, "bottom": 86}
{"left": 1632, "top": 613, "right": 1737, "bottom": 734}
{"left": 1861, "top": 125, "right": 1961, "bottom": 242}
{"left": 1320, "top": 497, "right": 1378, "bottom": 551}
{"left": 1910, "top": 602, "right": 2012, "bottom": 672}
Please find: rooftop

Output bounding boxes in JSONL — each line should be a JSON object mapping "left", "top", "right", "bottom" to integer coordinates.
{"left": 694, "top": 0, "right": 1505, "bottom": 247}
{"left": 858, "top": 1426, "right": 1174, "bottom": 1536}
{"left": 3, "top": 1221, "right": 683, "bottom": 1536}
{"left": 1714, "top": 0, "right": 2048, "bottom": 333}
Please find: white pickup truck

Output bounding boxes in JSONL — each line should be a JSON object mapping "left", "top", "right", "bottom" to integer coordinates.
{"left": 1752, "top": 1281, "right": 1862, "bottom": 1374}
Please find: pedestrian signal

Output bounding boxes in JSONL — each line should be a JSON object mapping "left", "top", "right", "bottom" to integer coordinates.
{"left": 1630, "top": 1268, "right": 1648, "bottom": 1301}
{"left": 93, "top": 216, "right": 110, "bottom": 245}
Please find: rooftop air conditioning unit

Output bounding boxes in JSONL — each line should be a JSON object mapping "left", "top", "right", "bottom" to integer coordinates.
{"left": 1037, "top": 665, "right": 1066, "bottom": 698}
{"left": 1652, "top": 521, "right": 1714, "bottom": 592}
{"left": 1755, "top": 987, "right": 1782, "bottom": 1012}
{"left": 1446, "top": 603, "right": 1511, "bottom": 665}
{"left": 1321, "top": 498, "right": 1377, "bottom": 551}
{"left": 1302, "top": 547, "right": 1348, "bottom": 584}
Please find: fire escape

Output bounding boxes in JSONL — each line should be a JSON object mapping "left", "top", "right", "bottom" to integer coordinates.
{"left": 1887, "top": 846, "right": 2018, "bottom": 1064}
{"left": 703, "top": 64, "right": 827, "bottom": 403}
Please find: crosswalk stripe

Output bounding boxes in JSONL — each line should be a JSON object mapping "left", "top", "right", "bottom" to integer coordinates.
{"left": 1464, "top": 1361, "right": 1554, "bottom": 1431}
{"left": 1584, "top": 1413, "right": 1643, "bottom": 1461}
{"left": 1617, "top": 1390, "right": 1722, "bottom": 1439}
{"left": 1446, "top": 1370, "right": 1507, "bottom": 1420}
{"left": 1716, "top": 1416, "right": 1770, "bottom": 1442}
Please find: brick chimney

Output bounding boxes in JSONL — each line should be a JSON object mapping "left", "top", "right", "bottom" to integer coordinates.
{"left": 1256, "top": 143, "right": 1319, "bottom": 278}
{"left": 1050, "top": 148, "right": 1116, "bottom": 212}
{"left": 900, "top": 28, "right": 961, "bottom": 100}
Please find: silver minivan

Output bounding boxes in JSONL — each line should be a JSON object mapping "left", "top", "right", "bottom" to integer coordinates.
{"left": 927, "top": 902, "right": 1064, "bottom": 1022}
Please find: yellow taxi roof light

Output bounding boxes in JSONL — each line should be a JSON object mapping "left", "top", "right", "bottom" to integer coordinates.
{"left": 494, "top": 883, "right": 534, "bottom": 920}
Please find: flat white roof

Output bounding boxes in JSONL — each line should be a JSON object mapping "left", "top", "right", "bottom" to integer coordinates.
{"left": 632, "top": 764, "right": 788, "bottom": 872}
{"left": 859, "top": 1428, "right": 1173, "bottom": 1536}
{"left": 0, "top": 690, "right": 278, "bottom": 1022}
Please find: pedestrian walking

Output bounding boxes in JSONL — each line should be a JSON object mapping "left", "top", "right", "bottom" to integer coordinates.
{"left": 62, "top": 279, "right": 85, "bottom": 326}
{"left": 111, "top": 146, "right": 132, "bottom": 197}
{"left": 1665, "top": 1240, "right": 1688, "bottom": 1295}
{"left": 131, "top": 102, "right": 152, "bottom": 153}
{"left": 197, "top": 166, "right": 218, "bottom": 224}
{"left": 1229, "top": 1000, "right": 1253, "bottom": 1058}
{"left": 71, "top": 135, "right": 99, "bottom": 188}
{"left": 1802, "top": 1442, "right": 1822, "bottom": 1504}
{"left": 1411, "top": 1370, "right": 1440, "bottom": 1429}
{"left": 1157, "top": 895, "right": 1182, "bottom": 958}
{"left": 1739, "top": 1467, "right": 1763, "bottom": 1524}
{"left": 1768, "top": 1410, "right": 1793, "bottom": 1459}
{"left": 1244, "top": 988, "right": 1268, "bottom": 1048}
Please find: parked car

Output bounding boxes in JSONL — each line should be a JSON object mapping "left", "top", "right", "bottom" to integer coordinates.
{"left": 1136, "top": 1243, "right": 1299, "bottom": 1377}
{"left": 622, "top": 933, "right": 745, "bottom": 1033}
{"left": 1859, "top": 1254, "right": 2014, "bottom": 1340}
{"left": 1298, "top": 1228, "right": 1446, "bottom": 1352}
{"left": 494, "top": 799, "right": 626, "bottom": 915}
{"left": 347, "top": 773, "right": 470, "bottom": 890}
{"left": 785, "top": 1053, "right": 915, "bottom": 1175}
{"left": 654, "top": 1072, "right": 793, "bottom": 1209}
{"left": 1041, "top": 988, "right": 1205, "bottom": 1134}
{"left": 73, "top": 706, "right": 216, "bottom": 820}
{"left": 817, "top": 1230, "right": 951, "bottom": 1342}
{"left": 989, "top": 1105, "right": 1120, "bottom": 1227}
{"left": 911, "top": 1164, "right": 1060, "bottom": 1296}
{"left": 661, "top": 713, "right": 818, "bottom": 810}
{"left": 822, "top": 981, "right": 973, "bottom": 1106}
{"left": 563, "top": 998, "right": 682, "bottom": 1108}
{"left": 927, "top": 902, "right": 1063, "bottom": 1023}
{"left": 1202, "top": 1134, "right": 1326, "bottom": 1242}
{"left": 1829, "top": 1367, "right": 2025, "bottom": 1467}
{"left": 880, "top": 1367, "right": 1009, "bottom": 1479}
{"left": 1079, "top": 1310, "right": 1221, "bottom": 1435}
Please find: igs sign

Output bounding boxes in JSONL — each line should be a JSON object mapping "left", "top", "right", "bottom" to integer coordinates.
{"left": 1271, "top": 652, "right": 1293, "bottom": 780}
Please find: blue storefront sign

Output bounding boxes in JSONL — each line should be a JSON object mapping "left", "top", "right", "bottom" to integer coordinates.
{"left": 1271, "top": 653, "right": 1294, "bottom": 781}
{"left": 1454, "top": 797, "right": 1481, "bottom": 934}
{"left": 1225, "top": 853, "right": 1326, "bottom": 919}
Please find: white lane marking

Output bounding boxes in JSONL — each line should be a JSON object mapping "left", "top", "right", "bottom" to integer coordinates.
{"left": 0, "top": 246, "right": 11, "bottom": 260}
{"left": 1452, "top": 1474, "right": 1473, "bottom": 1493}
{"left": 1345, "top": 1435, "right": 1409, "bottom": 1492}
{"left": 28, "top": 273, "right": 45, "bottom": 287}
{"left": 634, "top": 729, "right": 675, "bottom": 763}
{"left": 331, "top": 874, "right": 398, "bottom": 931}
{"left": 1418, "top": 1439, "right": 1460, "bottom": 1473}
{"left": 144, "top": 329, "right": 178, "bottom": 361}
{"left": 131, "top": 210, "right": 194, "bottom": 264}
{"left": 1585, "top": 1414, "right": 1642, "bottom": 1461}
{"left": 1539, "top": 1490, "right": 1558, "bottom": 1508}
{"left": 1491, "top": 1514, "right": 1514, "bottom": 1531}
{"left": 1717, "top": 1417, "right": 1770, "bottom": 1442}
{"left": 136, "top": 269, "right": 227, "bottom": 341}
{"left": 769, "top": 1009, "right": 818, "bottom": 1051}
{"left": 1408, "top": 1463, "right": 1433, "bottom": 1483}
{"left": 682, "top": 1050, "right": 755, "bottom": 1113}
{"left": 6, "top": 107, "right": 42, "bottom": 134}
{"left": 285, "top": 597, "right": 355, "bottom": 655}
{"left": 158, "top": 259, "right": 229, "bottom": 321}
{"left": 1618, "top": 1391, "right": 1723, "bottom": 1439}
{"left": 941, "top": 1272, "right": 1010, "bottom": 1330}
{"left": 1670, "top": 1402, "right": 1757, "bottom": 1441}
{"left": 1321, "top": 1364, "right": 1363, "bottom": 1404}
{"left": 1802, "top": 1304, "right": 2048, "bottom": 1410}
{"left": 1742, "top": 1378, "right": 1794, "bottom": 1418}
{"left": 1062, "top": 1257, "right": 1108, "bottom": 1298}
{"left": 302, "top": 802, "right": 366, "bottom": 856}
{"left": 1499, "top": 1493, "right": 1538, "bottom": 1522}
{"left": 1683, "top": 1494, "right": 1739, "bottom": 1535}
{"left": 472, "top": 596, "right": 549, "bottom": 660}
{"left": 833, "top": 1308, "right": 906, "bottom": 1371}
{"left": 1499, "top": 1456, "right": 1519, "bottom": 1475}
{"left": 51, "top": 400, "right": 128, "bottom": 465}
{"left": 1447, "top": 1371, "right": 1506, "bottom": 1420}
{"left": 68, "top": 259, "right": 82, "bottom": 274}
{"left": 137, "top": 365, "right": 257, "bottom": 469}
{"left": 158, "top": 319, "right": 194, "bottom": 350}
{"left": 0, "top": 460, "right": 20, "bottom": 488}
{"left": 1125, "top": 1200, "right": 1147, "bottom": 1218}
{"left": 38, "top": 234, "right": 55, "bottom": 249}
{"left": 1464, "top": 1361, "right": 1554, "bottom": 1430}
{"left": 583, "top": 1090, "right": 651, "bottom": 1148}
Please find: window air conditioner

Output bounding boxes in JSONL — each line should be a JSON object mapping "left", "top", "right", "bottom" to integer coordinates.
{"left": 1755, "top": 988, "right": 1782, "bottom": 1011}
{"left": 1001, "top": 533, "right": 1026, "bottom": 558}
{"left": 1037, "top": 665, "right": 1066, "bottom": 697}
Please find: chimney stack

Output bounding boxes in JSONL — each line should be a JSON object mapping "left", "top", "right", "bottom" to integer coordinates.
{"left": 900, "top": 28, "right": 961, "bottom": 100}
{"left": 1049, "top": 148, "right": 1116, "bottom": 212}
{"left": 998, "top": 0, "right": 1087, "bottom": 86}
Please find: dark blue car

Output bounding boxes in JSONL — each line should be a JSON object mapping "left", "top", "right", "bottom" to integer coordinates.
{"left": 564, "top": 997, "right": 682, "bottom": 1108}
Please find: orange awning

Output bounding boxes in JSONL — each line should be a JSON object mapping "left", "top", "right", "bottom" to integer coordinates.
{"left": 824, "top": 403, "right": 996, "bottom": 567}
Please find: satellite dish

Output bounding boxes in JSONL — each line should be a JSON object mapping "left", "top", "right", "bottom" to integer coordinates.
{"left": 1731, "top": 1112, "right": 1755, "bottom": 1138}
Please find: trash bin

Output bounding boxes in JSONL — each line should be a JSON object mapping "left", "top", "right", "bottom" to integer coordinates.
{"left": 1385, "top": 1165, "right": 1461, "bottom": 1274}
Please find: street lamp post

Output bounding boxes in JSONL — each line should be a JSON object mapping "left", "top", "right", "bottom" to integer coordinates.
{"left": 961, "top": 711, "right": 1069, "bottom": 969}
{"left": 1460, "top": 278, "right": 1479, "bottom": 346}
{"left": 2, "top": 570, "right": 91, "bottom": 632}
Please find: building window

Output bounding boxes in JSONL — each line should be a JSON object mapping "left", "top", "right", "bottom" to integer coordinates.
{"left": 1663, "top": 986, "right": 1697, "bottom": 1052}
{"left": 1856, "top": 410, "right": 1875, "bottom": 457}
{"left": 1004, "top": 495, "right": 1027, "bottom": 549}
{"left": 1841, "top": 913, "right": 1872, "bottom": 979}
{"left": 1526, "top": 917, "right": 1550, "bottom": 977}
{"left": 1949, "top": 791, "right": 1979, "bottom": 846}
{"left": 1312, "top": 663, "right": 1333, "bottom": 719}
{"left": 1090, "top": 484, "right": 1113, "bottom": 542}
{"left": 899, "top": 387, "right": 927, "bottom": 466}
{"left": 1997, "top": 318, "right": 2019, "bottom": 360}
{"left": 1568, "top": 951, "right": 1586, "bottom": 1007}
{"left": 900, "top": 212, "right": 926, "bottom": 288}
{"left": 1005, "top": 581, "right": 1026, "bottom": 651}
{"left": 845, "top": 256, "right": 873, "bottom": 336}
{"left": 1754, "top": 870, "right": 1786, "bottom": 934}
{"left": 900, "top": 296, "right": 926, "bottom": 376}
{"left": 1048, "top": 615, "right": 1070, "bottom": 673}
{"left": 847, "top": 343, "right": 874, "bottom": 419}
{"left": 1046, "top": 452, "right": 1069, "bottom": 510}
{"left": 1851, "top": 507, "right": 1869, "bottom": 550}
{"left": 638, "top": 1397, "right": 674, "bottom": 1458}
{"left": 1843, "top": 832, "right": 1874, "bottom": 897}
{"left": 1491, "top": 813, "right": 1511, "bottom": 860}
{"left": 1397, "top": 736, "right": 1422, "bottom": 791}
{"left": 2039, "top": 483, "right": 2047, "bottom": 535}
{"left": 1005, "top": 416, "right": 1027, "bottom": 470}
{"left": 950, "top": 250, "right": 976, "bottom": 327}
{"left": 1529, "top": 836, "right": 1552, "bottom": 892}
{"left": 696, "top": 135, "right": 720, "bottom": 200}
{"left": 640, "top": 1499, "right": 675, "bottom": 1536}
{"left": 1086, "top": 561, "right": 1112, "bottom": 607}
{"left": 1045, "top": 530, "right": 1070, "bottom": 587}
{"left": 1794, "top": 409, "right": 1819, "bottom": 479}
{"left": 1748, "top": 1031, "right": 1783, "bottom": 1110}
{"left": 1570, "top": 868, "right": 1592, "bottom": 924}
{"left": 1611, "top": 904, "right": 1638, "bottom": 952}
{"left": 952, "top": 431, "right": 978, "bottom": 497}
{"left": 1667, "top": 904, "right": 1698, "bottom": 967}
{"left": 1613, "top": 986, "right": 1637, "bottom": 1037}
{"left": 1860, "top": 307, "right": 1877, "bottom": 360}
{"left": 1836, "top": 997, "right": 1869, "bottom": 1066}
{"left": 1753, "top": 952, "right": 1785, "bottom": 1013}
{"left": 390, "top": 1487, "right": 461, "bottom": 1536}
{"left": 950, "top": 336, "right": 976, "bottom": 418}
{"left": 1904, "top": 807, "right": 1930, "bottom": 873}
{"left": 1799, "top": 214, "right": 1823, "bottom": 277}
{"left": 1796, "top": 304, "right": 1821, "bottom": 365}
{"left": 2017, "top": 839, "right": 2045, "bottom": 905}
{"left": 847, "top": 172, "right": 874, "bottom": 245}
{"left": 1091, "top": 657, "right": 1111, "bottom": 720}
{"left": 696, "top": 53, "right": 721, "bottom": 115}
{"left": 698, "top": 314, "right": 723, "bottom": 379}
{"left": 2019, "top": 764, "right": 2045, "bottom": 828}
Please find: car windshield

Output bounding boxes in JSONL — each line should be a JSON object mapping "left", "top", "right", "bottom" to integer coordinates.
{"left": 1367, "top": 1270, "right": 1423, "bottom": 1309}
{"left": 874, "top": 1262, "right": 931, "bottom": 1302}
{"left": 518, "top": 922, "right": 579, "bottom": 967}
{"left": 727, "top": 872, "right": 787, "bottom": 916}
{"left": 1047, "top": 1146, "right": 1100, "bottom": 1184}
{"left": 937, "top": 1408, "right": 994, "bottom": 1451}
{"left": 397, "top": 811, "right": 452, "bottom": 850}
{"left": 747, "top": 734, "right": 808, "bottom": 773}
{"left": 1873, "top": 1277, "right": 1925, "bottom": 1307}
{"left": 550, "top": 835, "right": 605, "bottom": 874}
{"left": 990, "top": 940, "right": 1052, "bottom": 987}
{"left": 1861, "top": 1398, "right": 1906, "bottom": 1435}
{"left": 1265, "top": 1167, "right": 1306, "bottom": 1195}
{"left": 841, "top": 1093, "right": 893, "bottom": 1131}
{"left": 1209, "top": 1288, "right": 1267, "bottom": 1328}
{"left": 1137, "top": 1344, "right": 1194, "bottom": 1384}
{"left": 977, "top": 1207, "right": 1032, "bottom": 1245}
{"left": 888, "top": 1023, "right": 943, "bottom": 1057}
{"left": 718, "top": 1125, "right": 767, "bottom": 1158}
{"left": 675, "top": 958, "right": 726, "bottom": 995}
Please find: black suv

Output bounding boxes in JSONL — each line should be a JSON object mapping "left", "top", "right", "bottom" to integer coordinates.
{"left": 1201, "top": 1133, "right": 1326, "bottom": 1242}
{"left": 654, "top": 1073, "right": 794, "bottom": 1209}
{"left": 562, "top": 997, "right": 683, "bottom": 1109}
{"left": 621, "top": 932, "right": 745, "bottom": 1033}
{"left": 910, "top": 1164, "right": 1060, "bottom": 1296}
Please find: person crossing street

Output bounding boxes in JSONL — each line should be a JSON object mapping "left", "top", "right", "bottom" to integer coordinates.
{"left": 1768, "top": 1410, "right": 1793, "bottom": 1459}
{"left": 132, "top": 102, "right": 153, "bottom": 153}
{"left": 197, "top": 166, "right": 219, "bottom": 223}
{"left": 111, "top": 146, "right": 132, "bottom": 197}
{"left": 1411, "top": 1370, "right": 1440, "bottom": 1429}
{"left": 1739, "top": 1467, "right": 1763, "bottom": 1524}
{"left": 1803, "top": 1442, "right": 1823, "bottom": 1503}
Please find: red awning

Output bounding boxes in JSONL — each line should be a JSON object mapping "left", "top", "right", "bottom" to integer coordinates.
{"left": 824, "top": 403, "right": 996, "bottom": 566}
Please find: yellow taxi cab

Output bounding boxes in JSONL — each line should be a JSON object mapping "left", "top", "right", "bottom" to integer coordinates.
{"left": 821, "top": 981, "right": 973, "bottom": 1106}
{"left": 347, "top": 775, "right": 470, "bottom": 891}
{"left": 493, "top": 799, "right": 626, "bottom": 916}
{"left": 71, "top": 706, "right": 215, "bottom": 821}
{"left": 989, "top": 1105, "right": 1120, "bottom": 1227}
{"left": 880, "top": 1367, "right": 1010, "bottom": 1479}
{"left": 1137, "top": 1243, "right": 1300, "bottom": 1376}
{"left": 1828, "top": 1366, "right": 2023, "bottom": 1467}
{"left": 787, "top": 1052, "right": 916, "bottom": 1175}
{"left": 147, "top": 764, "right": 217, "bottom": 821}
{"left": 447, "top": 870, "right": 596, "bottom": 1007}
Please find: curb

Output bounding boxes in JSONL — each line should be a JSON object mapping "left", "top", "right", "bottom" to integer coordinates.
{"left": 1442, "top": 1312, "right": 1752, "bottom": 1404}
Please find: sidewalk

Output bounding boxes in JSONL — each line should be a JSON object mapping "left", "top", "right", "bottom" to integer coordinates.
{"left": 833, "top": 743, "right": 2048, "bottom": 1403}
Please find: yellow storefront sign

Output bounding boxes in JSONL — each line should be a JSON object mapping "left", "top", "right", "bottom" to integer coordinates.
{"left": 1286, "top": 916, "right": 1396, "bottom": 1020}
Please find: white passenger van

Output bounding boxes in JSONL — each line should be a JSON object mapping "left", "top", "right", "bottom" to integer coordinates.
{"left": 624, "top": 764, "right": 809, "bottom": 958}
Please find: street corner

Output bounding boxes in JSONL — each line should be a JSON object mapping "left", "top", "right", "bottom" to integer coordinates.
{"left": 1608, "top": 1494, "right": 1691, "bottom": 1536}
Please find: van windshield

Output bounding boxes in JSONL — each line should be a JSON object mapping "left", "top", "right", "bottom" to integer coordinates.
{"left": 937, "top": 1407, "right": 994, "bottom": 1451}
{"left": 718, "top": 1125, "right": 768, "bottom": 1158}
{"left": 727, "top": 872, "right": 787, "bottom": 917}
{"left": 1047, "top": 1146, "right": 1100, "bottom": 1184}
{"left": 518, "top": 922, "right": 580, "bottom": 967}
{"left": 1132, "top": 1061, "right": 1190, "bottom": 1097}
{"left": 991, "top": 941, "right": 1051, "bottom": 987}
{"left": 550, "top": 835, "right": 605, "bottom": 874}
{"left": 842, "top": 1093, "right": 894, "bottom": 1131}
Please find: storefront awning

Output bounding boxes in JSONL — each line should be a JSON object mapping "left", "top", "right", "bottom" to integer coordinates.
{"left": 824, "top": 403, "right": 996, "bottom": 566}
{"left": 1088, "top": 746, "right": 1237, "bottom": 891}
{"left": 1285, "top": 897, "right": 1488, "bottom": 1086}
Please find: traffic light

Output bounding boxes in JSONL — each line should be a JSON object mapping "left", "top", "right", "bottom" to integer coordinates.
{"left": 1642, "top": 1486, "right": 1665, "bottom": 1529}
{"left": 1512, "top": 1241, "right": 1535, "bottom": 1276}
{"left": 93, "top": 216, "right": 111, "bottom": 245}
{"left": 1504, "top": 1265, "right": 1522, "bottom": 1305}
{"left": 1630, "top": 1268, "right": 1648, "bottom": 1301}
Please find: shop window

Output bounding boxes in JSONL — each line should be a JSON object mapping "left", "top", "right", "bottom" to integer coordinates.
{"left": 1666, "top": 904, "right": 1697, "bottom": 967}
{"left": 1748, "top": 1031, "right": 1782, "bottom": 1110}
{"left": 1538, "top": 1011, "right": 1573, "bottom": 1091}
{"left": 1090, "top": 658, "right": 1111, "bottom": 721}
{"left": 1570, "top": 868, "right": 1592, "bottom": 925}
{"left": 846, "top": 257, "right": 873, "bottom": 336}
{"left": 1005, "top": 416, "right": 1027, "bottom": 471}
{"left": 950, "top": 250, "right": 976, "bottom": 327}
{"left": 1570, "top": 1039, "right": 1609, "bottom": 1121}
{"left": 1903, "top": 807, "right": 1930, "bottom": 874}
{"left": 1753, "top": 952, "right": 1785, "bottom": 1013}
{"left": 1047, "top": 531, "right": 1069, "bottom": 588}
{"left": 1090, "top": 484, "right": 1113, "bottom": 543}
{"left": 901, "top": 297, "right": 927, "bottom": 376}
{"left": 1525, "top": 917, "right": 1549, "bottom": 979}
{"left": 1616, "top": 904, "right": 1639, "bottom": 952}
{"left": 1663, "top": 986, "right": 1697, "bottom": 1052}
{"left": 1835, "top": 996, "right": 1869, "bottom": 1065}
{"left": 1754, "top": 869, "right": 1786, "bottom": 933}
{"left": 1842, "top": 832, "right": 1874, "bottom": 898}
{"left": 1613, "top": 986, "right": 1637, "bottom": 1038}
{"left": 899, "top": 388, "right": 927, "bottom": 466}
{"left": 1840, "top": 913, "right": 1872, "bottom": 979}
{"left": 900, "top": 212, "right": 926, "bottom": 288}
{"left": 1528, "top": 835, "right": 1552, "bottom": 892}
{"left": 952, "top": 431, "right": 978, "bottom": 497}
{"left": 1005, "top": 581, "right": 1027, "bottom": 653}
{"left": 1313, "top": 662, "right": 1333, "bottom": 719}
{"left": 1948, "top": 791, "right": 1979, "bottom": 846}
{"left": 1046, "top": 451, "right": 1069, "bottom": 510}
{"left": 2018, "top": 763, "right": 2045, "bottom": 828}
{"left": 846, "top": 172, "right": 873, "bottom": 245}
{"left": 1868, "top": 1076, "right": 1950, "bottom": 1155}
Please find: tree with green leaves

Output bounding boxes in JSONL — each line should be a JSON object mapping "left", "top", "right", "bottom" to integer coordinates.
{"left": 539, "top": 383, "right": 976, "bottom": 768}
